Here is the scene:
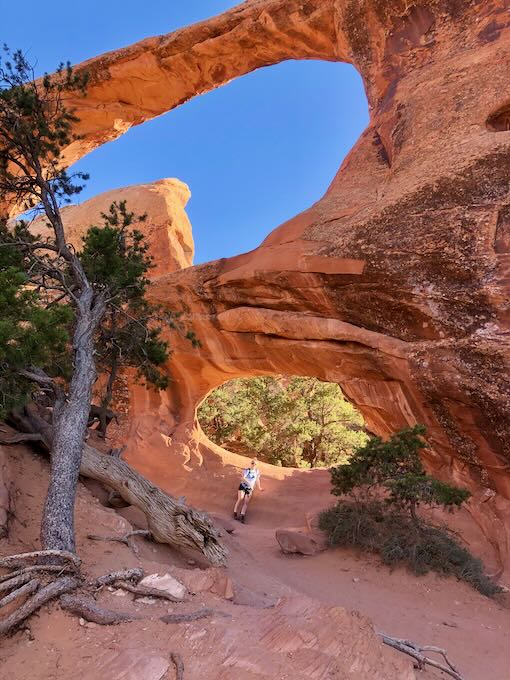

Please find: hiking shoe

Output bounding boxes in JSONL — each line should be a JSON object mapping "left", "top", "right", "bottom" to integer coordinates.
{"left": 240, "top": 514, "right": 245, "bottom": 523}
{"left": 234, "top": 512, "right": 238, "bottom": 521}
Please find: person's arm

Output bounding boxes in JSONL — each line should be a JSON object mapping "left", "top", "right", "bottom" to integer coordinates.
{"left": 257, "top": 473, "right": 263, "bottom": 491}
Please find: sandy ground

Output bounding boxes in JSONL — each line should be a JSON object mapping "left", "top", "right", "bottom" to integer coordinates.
{"left": 0, "top": 436, "right": 509, "bottom": 680}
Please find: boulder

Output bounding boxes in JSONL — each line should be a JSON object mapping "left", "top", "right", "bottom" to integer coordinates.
{"left": 173, "top": 567, "right": 235, "bottom": 601}
{"left": 275, "top": 529, "right": 324, "bottom": 556}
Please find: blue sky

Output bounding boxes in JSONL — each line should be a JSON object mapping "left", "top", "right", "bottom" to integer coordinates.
{"left": 4, "top": 1, "right": 369, "bottom": 264}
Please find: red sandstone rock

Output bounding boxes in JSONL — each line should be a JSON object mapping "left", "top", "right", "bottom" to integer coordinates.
{"left": 275, "top": 529, "right": 325, "bottom": 556}
{"left": 30, "top": 178, "right": 194, "bottom": 276}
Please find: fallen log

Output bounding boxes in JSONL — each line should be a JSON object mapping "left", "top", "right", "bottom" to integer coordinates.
{"left": 3, "top": 406, "right": 227, "bottom": 566}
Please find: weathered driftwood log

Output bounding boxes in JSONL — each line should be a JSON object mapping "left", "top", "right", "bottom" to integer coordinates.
{"left": 4, "top": 406, "right": 227, "bottom": 566}
{"left": 80, "top": 444, "right": 226, "bottom": 566}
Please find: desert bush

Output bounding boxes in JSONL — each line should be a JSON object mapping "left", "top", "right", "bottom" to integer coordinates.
{"left": 319, "top": 501, "right": 500, "bottom": 596}
{"left": 321, "top": 426, "right": 500, "bottom": 596}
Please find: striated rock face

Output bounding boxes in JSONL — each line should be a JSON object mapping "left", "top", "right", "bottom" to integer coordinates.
{"left": 12, "top": 2, "right": 510, "bottom": 572}
{"left": 31, "top": 179, "right": 194, "bottom": 275}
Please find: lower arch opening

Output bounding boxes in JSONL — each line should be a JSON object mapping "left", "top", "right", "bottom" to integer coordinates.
{"left": 197, "top": 375, "right": 369, "bottom": 469}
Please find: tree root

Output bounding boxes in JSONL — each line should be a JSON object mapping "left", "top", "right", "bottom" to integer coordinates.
{"left": 0, "top": 549, "right": 81, "bottom": 570}
{"left": 0, "top": 576, "right": 78, "bottom": 635}
{"left": 92, "top": 567, "right": 144, "bottom": 588}
{"left": 87, "top": 529, "right": 151, "bottom": 557}
{"left": 378, "top": 632, "right": 464, "bottom": 680}
{"left": 0, "top": 579, "right": 39, "bottom": 609}
{"left": 0, "top": 572, "right": 34, "bottom": 593}
{"left": 170, "top": 652, "right": 184, "bottom": 680}
{"left": 60, "top": 593, "right": 138, "bottom": 625}
{"left": 0, "top": 564, "right": 76, "bottom": 583}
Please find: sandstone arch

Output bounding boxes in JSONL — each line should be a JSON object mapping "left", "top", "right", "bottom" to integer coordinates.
{"left": 8, "top": 0, "right": 510, "bottom": 574}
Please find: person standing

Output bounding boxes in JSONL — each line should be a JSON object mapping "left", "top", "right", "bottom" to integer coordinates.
{"left": 234, "top": 458, "right": 263, "bottom": 522}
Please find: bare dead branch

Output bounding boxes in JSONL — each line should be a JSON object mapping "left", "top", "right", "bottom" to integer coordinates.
{"left": 87, "top": 529, "right": 151, "bottom": 556}
{"left": 60, "top": 593, "right": 138, "bottom": 625}
{"left": 0, "top": 579, "right": 39, "bottom": 609}
{"left": 0, "top": 576, "right": 78, "bottom": 636}
{"left": 378, "top": 633, "right": 464, "bottom": 680}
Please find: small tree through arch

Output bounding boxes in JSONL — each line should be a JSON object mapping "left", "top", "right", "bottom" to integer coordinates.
{"left": 197, "top": 375, "right": 368, "bottom": 468}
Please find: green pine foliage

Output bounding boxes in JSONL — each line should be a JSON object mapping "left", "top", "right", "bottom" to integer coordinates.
{"left": 0, "top": 46, "right": 89, "bottom": 213}
{"left": 0, "top": 244, "right": 72, "bottom": 417}
{"left": 329, "top": 425, "right": 470, "bottom": 518}
{"left": 320, "top": 426, "right": 500, "bottom": 596}
{"left": 79, "top": 201, "right": 173, "bottom": 427}
{"left": 198, "top": 376, "right": 368, "bottom": 467}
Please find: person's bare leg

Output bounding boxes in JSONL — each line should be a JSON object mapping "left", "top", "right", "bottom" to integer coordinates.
{"left": 234, "top": 490, "right": 245, "bottom": 517}
{"left": 241, "top": 493, "right": 251, "bottom": 521}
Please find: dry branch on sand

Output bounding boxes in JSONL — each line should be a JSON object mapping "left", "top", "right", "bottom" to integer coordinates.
{"left": 378, "top": 633, "right": 464, "bottom": 680}
{"left": 87, "top": 529, "right": 151, "bottom": 556}
{"left": 160, "top": 608, "right": 221, "bottom": 624}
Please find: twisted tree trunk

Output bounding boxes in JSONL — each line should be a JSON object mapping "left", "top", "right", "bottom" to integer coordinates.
{"left": 41, "top": 290, "right": 104, "bottom": 553}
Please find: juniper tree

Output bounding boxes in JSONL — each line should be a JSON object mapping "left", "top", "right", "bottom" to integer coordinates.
{"left": 329, "top": 425, "right": 470, "bottom": 523}
{"left": 0, "top": 229, "right": 72, "bottom": 418}
{"left": 79, "top": 201, "right": 172, "bottom": 435}
{"left": 0, "top": 48, "right": 178, "bottom": 553}
{"left": 319, "top": 426, "right": 501, "bottom": 595}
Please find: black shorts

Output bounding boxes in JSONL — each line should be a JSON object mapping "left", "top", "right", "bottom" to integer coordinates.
{"left": 239, "top": 482, "right": 252, "bottom": 495}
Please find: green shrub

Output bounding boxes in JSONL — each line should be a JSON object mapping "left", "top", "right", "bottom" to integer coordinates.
{"left": 319, "top": 501, "right": 501, "bottom": 597}
{"left": 330, "top": 425, "right": 471, "bottom": 523}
